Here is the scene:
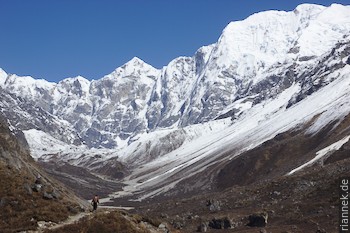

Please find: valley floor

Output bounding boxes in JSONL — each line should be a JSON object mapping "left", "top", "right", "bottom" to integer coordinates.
{"left": 40, "top": 157, "right": 349, "bottom": 233}
{"left": 135, "top": 159, "right": 348, "bottom": 232}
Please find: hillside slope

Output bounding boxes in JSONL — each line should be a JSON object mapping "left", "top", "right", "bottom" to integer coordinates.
{"left": 0, "top": 115, "right": 87, "bottom": 232}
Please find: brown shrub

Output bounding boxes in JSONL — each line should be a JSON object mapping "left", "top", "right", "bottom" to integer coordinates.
{"left": 0, "top": 163, "right": 75, "bottom": 232}
{"left": 46, "top": 211, "right": 150, "bottom": 233}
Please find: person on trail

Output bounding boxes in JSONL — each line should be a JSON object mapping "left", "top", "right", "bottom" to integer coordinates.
{"left": 35, "top": 174, "right": 42, "bottom": 184}
{"left": 91, "top": 194, "right": 99, "bottom": 212}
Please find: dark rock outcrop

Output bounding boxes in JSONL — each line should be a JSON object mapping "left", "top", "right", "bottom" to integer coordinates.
{"left": 247, "top": 212, "right": 268, "bottom": 227}
{"left": 208, "top": 217, "right": 233, "bottom": 229}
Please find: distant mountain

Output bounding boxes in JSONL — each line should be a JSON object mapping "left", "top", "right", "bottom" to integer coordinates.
{"left": 1, "top": 4, "right": 349, "bottom": 150}
{"left": 0, "top": 3, "right": 350, "bottom": 204}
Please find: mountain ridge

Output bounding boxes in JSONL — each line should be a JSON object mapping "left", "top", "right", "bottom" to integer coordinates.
{"left": 0, "top": 3, "right": 349, "bottom": 174}
{"left": 2, "top": 4, "right": 350, "bottom": 232}
{"left": 1, "top": 4, "right": 349, "bottom": 150}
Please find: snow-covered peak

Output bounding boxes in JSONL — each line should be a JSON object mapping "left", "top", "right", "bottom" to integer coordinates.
{"left": 297, "top": 4, "right": 350, "bottom": 58}
{"left": 3, "top": 73, "right": 53, "bottom": 88}
{"left": 213, "top": 8, "right": 299, "bottom": 76}
{"left": 167, "top": 56, "right": 192, "bottom": 68}
{"left": 196, "top": 44, "right": 215, "bottom": 59}
{"left": 107, "top": 57, "right": 160, "bottom": 80}
{"left": 293, "top": 3, "right": 325, "bottom": 15}
{"left": 0, "top": 68, "right": 7, "bottom": 86}
{"left": 191, "top": 44, "right": 215, "bottom": 77}
{"left": 1, "top": 73, "right": 55, "bottom": 100}
{"left": 1, "top": 3, "right": 349, "bottom": 153}
{"left": 205, "top": 3, "right": 350, "bottom": 84}
{"left": 126, "top": 57, "right": 148, "bottom": 66}
{"left": 52, "top": 75, "right": 91, "bottom": 103}
{"left": 292, "top": 4, "right": 325, "bottom": 30}
{"left": 58, "top": 75, "right": 90, "bottom": 91}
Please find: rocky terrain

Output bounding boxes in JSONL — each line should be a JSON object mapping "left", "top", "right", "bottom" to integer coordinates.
{"left": 130, "top": 114, "right": 350, "bottom": 232}
{"left": 135, "top": 158, "right": 349, "bottom": 232}
{"left": 0, "top": 3, "right": 349, "bottom": 232}
{"left": 0, "top": 115, "right": 87, "bottom": 232}
{"left": 0, "top": 115, "right": 164, "bottom": 233}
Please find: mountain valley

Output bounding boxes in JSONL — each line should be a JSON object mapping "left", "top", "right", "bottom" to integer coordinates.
{"left": 1, "top": 3, "right": 350, "bottom": 232}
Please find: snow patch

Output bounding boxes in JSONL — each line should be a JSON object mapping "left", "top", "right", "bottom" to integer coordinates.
{"left": 287, "top": 135, "right": 350, "bottom": 175}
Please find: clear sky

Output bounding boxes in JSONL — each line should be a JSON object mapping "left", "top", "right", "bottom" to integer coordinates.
{"left": 0, "top": 0, "right": 348, "bottom": 82}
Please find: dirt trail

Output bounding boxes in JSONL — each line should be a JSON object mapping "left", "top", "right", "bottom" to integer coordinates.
{"left": 31, "top": 211, "right": 92, "bottom": 232}
{"left": 47, "top": 212, "right": 92, "bottom": 231}
{"left": 34, "top": 205, "right": 132, "bottom": 232}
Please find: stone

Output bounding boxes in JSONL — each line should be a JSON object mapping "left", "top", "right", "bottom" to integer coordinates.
{"left": 208, "top": 217, "right": 233, "bottom": 229}
{"left": 158, "top": 223, "right": 169, "bottom": 233}
{"left": 206, "top": 199, "right": 221, "bottom": 212}
{"left": 23, "top": 183, "right": 32, "bottom": 195}
{"left": 197, "top": 222, "right": 208, "bottom": 232}
{"left": 247, "top": 212, "right": 268, "bottom": 227}
{"left": 67, "top": 206, "right": 79, "bottom": 214}
{"left": 51, "top": 190, "right": 60, "bottom": 199}
{"left": 172, "top": 220, "right": 184, "bottom": 229}
{"left": 43, "top": 192, "right": 54, "bottom": 200}
{"left": 35, "top": 176, "right": 43, "bottom": 185}
{"left": 32, "top": 184, "right": 42, "bottom": 192}
{"left": 0, "top": 197, "right": 7, "bottom": 207}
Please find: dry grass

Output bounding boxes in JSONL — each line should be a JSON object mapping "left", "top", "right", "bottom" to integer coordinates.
{"left": 0, "top": 163, "right": 79, "bottom": 232}
{"left": 0, "top": 118, "right": 84, "bottom": 232}
{"left": 45, "top": 210, "right": 151, "bottom": 233}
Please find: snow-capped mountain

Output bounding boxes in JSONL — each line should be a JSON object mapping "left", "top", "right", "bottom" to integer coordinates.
{"left": 1, "top": 3, "right": 350, "bottom": 201}
{"left": 1, "top": 4, "right": 349, "bottom": 150}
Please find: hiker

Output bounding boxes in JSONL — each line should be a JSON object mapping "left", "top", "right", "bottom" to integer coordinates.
{"left": 35, "top": 175, "right": 42, "bottom": 184}
{"left": 91, "top": 194, "right": 99, "bottom": 211}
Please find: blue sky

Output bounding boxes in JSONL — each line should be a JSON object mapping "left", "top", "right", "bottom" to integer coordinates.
{"left": 0, "top": 0, "right": 348, "bottom": 82}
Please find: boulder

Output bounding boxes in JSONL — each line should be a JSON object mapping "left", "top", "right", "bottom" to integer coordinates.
{"left": 32, "top": 184, "right": 42, "bottom": 192}
{"left": 67, "top": 205, "right": 80, "bottom": 214}
{"left": 51, "top": 190, "right": 60, "bottom": 199}
{"left": 158, "top": 223, "right": 169, "bottom": 233}
{"left": 206, "top": 199, "right": 221, "bottom": 212}
{"left": 208, "top": 217, "right": 233, "bottom": 229}
{"left": 197, "top": 222, "right": 208, "bottom": 232}
{"left": 172, "top": 220, "right": 184, "bottom": 229}
{"left": 43, "top": 192, "right": 54, "bottom": 200}
{"left": 247, "top": 212, "right": 268, "bottom": 227}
